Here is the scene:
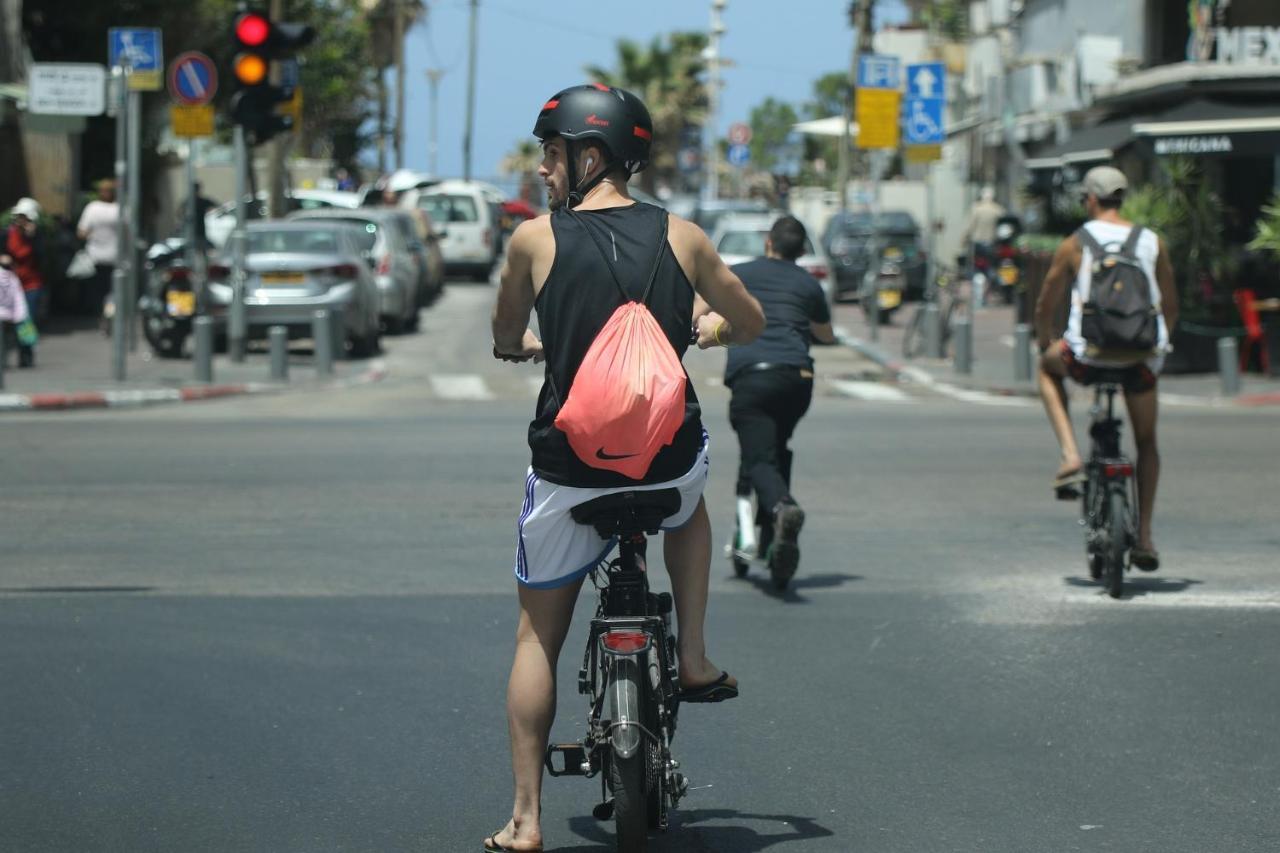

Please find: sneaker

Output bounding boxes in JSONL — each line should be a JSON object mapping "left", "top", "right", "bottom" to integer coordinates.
{"left": 767, "top": 501, "right": 805, "bottom": 587}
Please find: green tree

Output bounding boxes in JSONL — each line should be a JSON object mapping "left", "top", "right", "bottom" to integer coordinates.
{"left": 747, "top": 97, "right": 798, "bottom": 173}
{"left": 807, "top": 71, "right": 850, "bottom": 120}
{"left": 500, "top": 139, "right": 542, "bottom": 203}
{"left": 584, "top": 31, "right": 708, "bottom": 191}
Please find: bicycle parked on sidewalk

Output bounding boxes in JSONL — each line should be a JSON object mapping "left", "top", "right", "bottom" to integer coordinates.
{"left": 1064, "top": 374, "right": 1138, "bottom": 599}
{"left": 544, "top": 488, "right": 689, "bottom": 852}
{"left": 902, "top": 263, "right": 966, "bottom": 359}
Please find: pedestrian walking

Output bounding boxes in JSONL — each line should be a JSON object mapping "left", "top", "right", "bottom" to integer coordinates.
{"left": 0, "top": 262, "right": 34, "bottom": 368}
{"left": 2, "top": 197, "right": 44, "bottom": 367}
{"left": 76, "top": 179, "right": 120, "bottom": 321}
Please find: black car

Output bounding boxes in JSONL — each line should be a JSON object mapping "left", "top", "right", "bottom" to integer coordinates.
{"left": 822, "top": 210, "right": 927, "bottom": 301}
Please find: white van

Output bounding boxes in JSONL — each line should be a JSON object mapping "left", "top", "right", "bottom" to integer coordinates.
{"left": 415, "top": 180, "right": 505, "bottom": 281}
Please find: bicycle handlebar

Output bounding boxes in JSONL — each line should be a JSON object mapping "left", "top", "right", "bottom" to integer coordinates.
{"left": 493, "top": 345, "right": 532, "bottom": 363}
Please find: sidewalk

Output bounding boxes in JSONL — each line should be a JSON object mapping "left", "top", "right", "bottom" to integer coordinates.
{"left": 832, "top": 300, "right": 1280, "bottom": 407}
{"left": 0, "top": 316, "right": 385, "bottom": 413}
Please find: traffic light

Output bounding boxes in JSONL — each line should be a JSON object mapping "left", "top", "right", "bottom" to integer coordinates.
{"left": 229, "top": 8, "right": 314, "bottom": 144}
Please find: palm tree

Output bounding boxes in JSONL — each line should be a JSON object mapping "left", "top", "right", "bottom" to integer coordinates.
{"left": 584, "top": 32, "right": 708, "bottom": 192}
{"left": 501, "top": 139, "right": 543, "bottom": 203}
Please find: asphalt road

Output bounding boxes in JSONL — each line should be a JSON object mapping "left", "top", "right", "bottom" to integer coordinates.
{"left": 2, "top": 280, "right": 1278, "bottom": 852}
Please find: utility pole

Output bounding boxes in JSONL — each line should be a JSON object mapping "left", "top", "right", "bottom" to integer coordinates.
{"left": 703, "top": 0, "right": 726, "bottom": 203}
{"left": 463, "top": 0, "right": 478, "bottom": 182}
{"left": 393, "top": 0, "right": 405, "bottom": 169}
{"left": 425, "top": 67, "right": 445, "bottom": 176}
{"left": 837, "top": 0, "right": 875, "bottom": 215}
{"left": 267, "top": 0, "right": 287, "bottom": 219}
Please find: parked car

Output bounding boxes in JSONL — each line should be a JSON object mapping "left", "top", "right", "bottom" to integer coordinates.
{"left": 710, "top": 213, "right": 832, "bottom": 301}
{"left": 207, "top": 221, "right": 381, "bottom": 357}
{"left": 689, "top": 198, "right": 773, "bottom": 234}
{"left": 821, "top": 210, "right": 927, "bottom": 301}
{"left": 415, "top": 180, "right": 505, "bottom": 281}
{"left": 204, "top": 189, "right": 361, "bottom": 249}
{"left": 288, "top": 208, "right": 427, "bottom": 333}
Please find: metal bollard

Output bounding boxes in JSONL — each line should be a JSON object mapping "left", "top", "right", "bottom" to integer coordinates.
{"left": 312, "top": 309, "right": 334, "bottom": 377}
{"left": 1013, "top": 323, "right": 1033, "bottom": 382}
{"left": 953, "top": 315, "right": 973, "bottom": 375}
{"left": 868, "top": 289, "right": 880, "bottom": 343}
{"left": 193, "top": 316, "right": 214, "bottom": 383}
{"left": 111, "top": 270, "right": 127, "bottom": 381}
{"left": 1217, "top": 336, "right": 1241, "bottom": 396}
{"left": 924, "top": 302, "right": 942, "bottom": 358}
{"left": 269, "top": 325, "right": 289, "bottom": 381}
{"left": 0, "top": 325, "right": 6, "bottom": 389}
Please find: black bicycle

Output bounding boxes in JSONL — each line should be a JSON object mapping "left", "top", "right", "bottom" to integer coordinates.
{"left": 545, "top": 488, "right": 687, "bottom": 853}
{"left": 1076, "top": 377, "right": 1138, "bottom": 599}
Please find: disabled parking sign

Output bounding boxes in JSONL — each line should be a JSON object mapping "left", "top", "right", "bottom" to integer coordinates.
{"left": 109, "top": 28, "right": 163, "bottom": 91}
{"left": 904, "top": 62, "right": 946, "bottom": 154}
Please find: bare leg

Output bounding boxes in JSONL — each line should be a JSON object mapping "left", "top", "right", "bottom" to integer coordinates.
{"left": 1039, "top": 343, "right": 1082, "bottom": 476}
{"left": 489, "top": 578, "right": 583, "bottom": 852}
{"left": 1123, "top": 386, "right": 1160, "bottom": 551}
{"left": 663, "top": 497, "right": 737, "bottom": 690}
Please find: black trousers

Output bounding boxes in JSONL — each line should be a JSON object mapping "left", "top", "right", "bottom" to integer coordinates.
{"left": 727, "top": 367, "right": 814, "bottom": 518}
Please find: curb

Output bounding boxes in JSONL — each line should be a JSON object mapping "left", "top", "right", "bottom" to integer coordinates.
{"left": 0, "top": 361, "right": 388, "bottom": 414}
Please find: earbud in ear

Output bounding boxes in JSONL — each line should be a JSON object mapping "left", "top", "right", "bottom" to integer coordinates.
{"left": 586, "top": 157, "right": 595, "bottom": 171}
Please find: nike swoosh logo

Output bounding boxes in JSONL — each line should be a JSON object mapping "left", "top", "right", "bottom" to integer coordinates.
{"left": 595, "top": 447, "right": 639, "bottom": 461}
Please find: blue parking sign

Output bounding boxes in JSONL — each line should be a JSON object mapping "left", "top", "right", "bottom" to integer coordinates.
{"left": 109, "top": 28, "right": 163, "bottom": 91}
{"left": 726, "top": 143, "right": 751, "bottom": 167}
{"left": 857, "top": 55, "right": 900, "bottom": 90}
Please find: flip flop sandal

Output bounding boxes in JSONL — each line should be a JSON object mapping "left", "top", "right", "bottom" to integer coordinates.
{"left": 1130, "top": 548, "right": 1160, "bottom": 572}
{"left": 678, "top": 671, "right": 739, "bottom": 704}
{"left": 1053, "top": 468, "right": 1085, "bottom": 500}
{"left": 483, "top": 829, "right": 541, "bottom": 853}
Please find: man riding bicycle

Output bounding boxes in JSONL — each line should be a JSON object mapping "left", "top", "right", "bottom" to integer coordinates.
{"left": 487, "top": 84, "right": 764, "bottom": 853}
{"left": 1034, "top": 166, "right": 1178, "bottom": 572}
{"left": 717, "top": 215, "right": 834, "bottom": 588}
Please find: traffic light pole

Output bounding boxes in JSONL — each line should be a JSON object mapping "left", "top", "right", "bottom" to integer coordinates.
{"left": 111, "top": 65, "right": 130, "bottom": 381}
{"left": 230, "top": 125, "right": 249, "bottom": 363}
{"left": 127, "top": 88, "right": 143, "bottom": 353}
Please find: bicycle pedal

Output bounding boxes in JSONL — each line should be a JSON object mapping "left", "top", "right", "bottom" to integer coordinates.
{"left": 1055, "top": 485, "right": 1081, "bottom": 501}
{"left": 592, "top": 799, "right": 615, "bottom": 820}
{"left": 545, "top": 743, "right": 590, "bottom": 777}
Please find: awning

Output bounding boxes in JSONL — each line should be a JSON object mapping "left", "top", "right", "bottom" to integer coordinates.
{"left": 1132, "top": 99, "right": 1280, "bottom": 157}
{"left": 1024, "top": 118, "right": 1138, "bottom": 171}
{"left": 792, "top": 116, "right": 858, "bottom": 138}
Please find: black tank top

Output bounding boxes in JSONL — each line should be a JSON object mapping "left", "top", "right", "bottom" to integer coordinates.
{"left": 530, "top": 202, "right": 703, "bottom": 487}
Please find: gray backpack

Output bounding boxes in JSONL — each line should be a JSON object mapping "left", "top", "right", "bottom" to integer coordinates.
{"left": 1075, "top": 226, "right": 1159, "bottom": 355}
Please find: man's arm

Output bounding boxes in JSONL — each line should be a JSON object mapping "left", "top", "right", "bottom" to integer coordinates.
{"left": 810, "top": 321, "right": 836, "bottom": 345}
{"left": 1155, "top": 237, "right": 1178, "bottom": 332}
{"left": 491, "top": 220, "right": 543, "bottom": 359}
{"left": 1034, "top": 236, "right": 1079, "bottom": 352}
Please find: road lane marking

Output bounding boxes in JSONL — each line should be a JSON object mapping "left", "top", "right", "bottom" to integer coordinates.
{"left": 430, "top": 374, "right": 493, "bottom": 401}
{"left": 930, "top": 382, "right": 1033, "bottom": 407}
{"left": 830, "top": 379, "right": 913, "bottom": 402}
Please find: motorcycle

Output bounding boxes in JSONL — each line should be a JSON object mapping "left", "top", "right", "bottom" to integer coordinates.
{"left": 140, "top": 238, "right": 200, "bottom": 359}
{"left": 860, "top": 246, "right": 906, "bottom": 325}
{"left": 992, "top": 219, "right": 1022, "bottom": 306}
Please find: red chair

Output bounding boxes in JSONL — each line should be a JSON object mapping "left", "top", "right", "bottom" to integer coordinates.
{"left": 1234, "top": 288, "right": 1270, "bottom": 374}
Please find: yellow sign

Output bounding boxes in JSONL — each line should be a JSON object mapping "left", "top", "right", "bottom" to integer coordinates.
{"left": 279, "top": 87, "right": 303, "bottom": 126}
{"left": 856, "top": 88, "right": 901, "bottom": 150}
{"left": 170, "top": 104, "right": 214, "bottom": 138}
{"left": 905, "top": 144, "right": 942, "bottom": 163}
{"left": 129, "top": 70, "right": 162, "bottom": 91}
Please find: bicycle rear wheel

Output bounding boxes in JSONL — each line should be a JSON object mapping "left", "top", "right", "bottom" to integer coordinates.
{"left": 608, "top": 666, "right": 649, "bottom": 852}
{"left": 1105, "top": 489, "right": 1128, "bottom": 599}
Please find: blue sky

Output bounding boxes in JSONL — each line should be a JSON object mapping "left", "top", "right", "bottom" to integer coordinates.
{"left": 386, "top": 0, "right": 909, "bottom": 180}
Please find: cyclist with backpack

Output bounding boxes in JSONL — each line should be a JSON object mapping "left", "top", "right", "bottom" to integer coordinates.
{"left": 487, "top": 84, "right": 764, "bottom": 853}
{"left": 1034, "top": 166, "right": 1178, "bottom": 572}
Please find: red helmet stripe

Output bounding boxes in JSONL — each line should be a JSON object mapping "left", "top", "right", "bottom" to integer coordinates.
{"left": 542, "top": 99, "right": 559, "bottom": 112}
{"left": 591, "top": 83, "right": 610, "bottom": 92}
{"left": 633, "top": 126, "right": 651, "bottom": 141}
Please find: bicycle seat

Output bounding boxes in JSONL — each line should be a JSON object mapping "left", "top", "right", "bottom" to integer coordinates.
{"left": 570, "top": 489, "right": 683, "bottom": 539}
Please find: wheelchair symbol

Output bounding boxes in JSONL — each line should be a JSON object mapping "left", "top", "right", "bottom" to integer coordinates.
{"left": 113, "top": 31, "right": 156, "bottom": 69}
{"left": 908, "top": 101, "right": 942, "bottom": 143}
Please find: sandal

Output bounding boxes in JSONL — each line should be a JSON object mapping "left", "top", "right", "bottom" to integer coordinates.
{"left": 1053, "top": 467, "right": 1085, "bottom": 500}
{"left": 678, "top": 671, "right": 739, "bottom": 704}
{"left": 483, "top": 829, "right": 542, "bottom": 853}
{"left": 1131, "top": 547, "right": 1160, "bottom": 572}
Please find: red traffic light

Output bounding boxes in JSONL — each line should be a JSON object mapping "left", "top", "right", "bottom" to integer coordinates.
{"left": 235, "top": 12, "right": 270, "bottom": 47}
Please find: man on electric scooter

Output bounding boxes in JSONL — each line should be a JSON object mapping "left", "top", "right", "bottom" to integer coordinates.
{"left": 487, "top": 84, "right": 764, "bottom": 853}
{"left": 719, "top": 215, "right": 835, "bottom": 590}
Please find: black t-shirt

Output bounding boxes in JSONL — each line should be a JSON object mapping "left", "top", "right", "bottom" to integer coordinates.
{"left": 529, "top": 203, "right": 702, "bottom": 488}
{"left": 724, "top": 257, "right": 830, "bottom": 384}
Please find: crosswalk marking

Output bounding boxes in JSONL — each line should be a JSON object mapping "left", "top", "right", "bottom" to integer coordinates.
{"left": 430, "top": 374, "right": 494, "bottom": 401}
{"left": 929, "top": 382, "right": 1034, "bottom": 407}
{"left": 829, "top": 379, "right": 913, "bottom": 402}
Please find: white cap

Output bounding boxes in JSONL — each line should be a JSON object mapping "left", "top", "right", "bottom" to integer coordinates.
{"left": 11, "top": 197, "right": 41, "bottom": 220}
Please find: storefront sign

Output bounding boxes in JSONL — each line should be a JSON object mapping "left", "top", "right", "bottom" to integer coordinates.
{"left": 1154, "top": 135, "right": 1234, "bottom": 154}
{"left": 1215, "top": 27, "right": 1280, "bottom": 65}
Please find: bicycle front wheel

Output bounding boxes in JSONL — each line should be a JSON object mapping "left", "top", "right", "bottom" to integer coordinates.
{"left": 1105, "top": 489, "right": 1128, "bottom": 599}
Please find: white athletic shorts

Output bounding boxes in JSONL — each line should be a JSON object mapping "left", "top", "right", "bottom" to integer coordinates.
{"left": 514, "top": 433, "right": 710, "bottom": 589}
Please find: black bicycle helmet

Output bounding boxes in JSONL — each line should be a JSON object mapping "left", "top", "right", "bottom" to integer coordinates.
{"left": 533, "top": 84, "right": 653, "bottom": 206}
